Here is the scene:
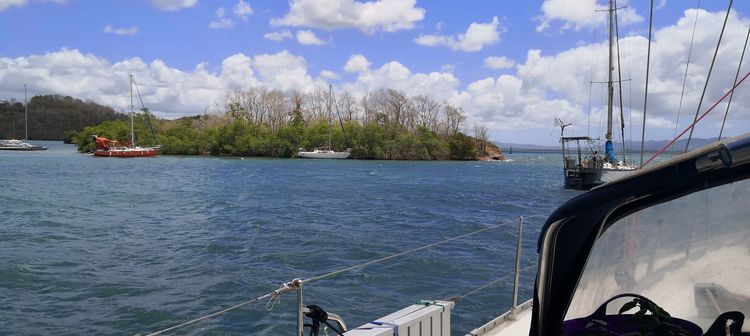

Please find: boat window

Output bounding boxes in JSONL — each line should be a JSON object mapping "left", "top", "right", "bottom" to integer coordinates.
{"left": 565, "top": 178, "right": 750, "bottom": 332}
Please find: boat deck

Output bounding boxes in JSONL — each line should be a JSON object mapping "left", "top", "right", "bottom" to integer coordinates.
{"left": 466, "top": 300, "right": 532, "bottom": 336}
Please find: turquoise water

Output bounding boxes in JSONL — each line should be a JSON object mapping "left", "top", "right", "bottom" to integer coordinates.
{"left": 0, "top": 142, "right": 580, "bottom": 335}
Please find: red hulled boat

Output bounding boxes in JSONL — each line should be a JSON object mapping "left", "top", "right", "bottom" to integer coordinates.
{"left": 92, "top": 74, "right": 160, "bottom": 158}
{"left": 92, "top": 135, "right": 159, "bottom": 157}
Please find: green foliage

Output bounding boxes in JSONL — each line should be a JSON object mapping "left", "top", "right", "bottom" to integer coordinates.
{"left": 448, "top": 132, "right": 479, "bottom": 160}
{"left": 0, "top": 94, "right": 126, "bottom": 140}
{"left": 70, "top": 114, "right": 488, "bottom": 160}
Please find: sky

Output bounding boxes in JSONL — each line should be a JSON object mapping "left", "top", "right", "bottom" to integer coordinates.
{"left": 0, "top": 0, "right": 749, "bottom": 145}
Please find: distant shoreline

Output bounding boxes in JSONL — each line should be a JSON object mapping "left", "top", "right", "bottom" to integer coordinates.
{"left": 504, "top": 148, "right": 679, "bottom": 155}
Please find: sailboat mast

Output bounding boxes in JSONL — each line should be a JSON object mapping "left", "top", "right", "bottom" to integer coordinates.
{"left": 24, "top": 84, "right": 28, "bottom": 141}
{"left": 130, "top": 74, "right": 135, "bottom": 148}
{"left": 606, "top": 0, "right": 614, "bottom": 143}
{"left": 604, "top": 0, "right": 617, "bottom": 163}
{"left": 327, "top": 84, "right": 332, "bottom": 149}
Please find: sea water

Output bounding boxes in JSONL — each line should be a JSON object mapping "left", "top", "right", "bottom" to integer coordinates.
{"left": 0, "top": 142, "right": 580, "bottom": 335}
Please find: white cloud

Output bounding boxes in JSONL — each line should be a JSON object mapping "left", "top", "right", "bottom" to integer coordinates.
{"left": 0, "top": 0, "right": 68, "bottom": 11}
{"left": 296, "top": 30, "right": 327, "bottom": 45}
{"left": 152, "top": 0, "right": 197, "bottom": 11}
{"left": 343, "top": 54, "right": 370, "bottom": 73}
{"left": 535, "top": 0, "right": 642, "bottom": 32}
{"left": 341, "top": 59, "right": 460, "bottom": 103}
{"left": 264, "top": 30, "right": 293, "bottom": 42}
{"left": 0, "top": 0, "right": 26, "bottom": 11}
{"left": 103, "top": 25, "right": 139, "bottom": 36}
{"left": 233, "top": 0, "right": 252, "bottom": 21}
{"left": 209, "top": 7, "right": 235, "bottom": 29}
{"left": 0, "top": 48, "right": 324, "bottom": 118}
{"left": 271, "top": 0, "right": 425, "bottom": 34}
{"left": 251, "top": 50, "right": 323, "bottom": 92}
{"left": 2, "top": 9, "right": 749, "bottom": 143}
{"left": 414, "top": 17, "right": 501, "bottom": 52}
{"left": 484, "top": 56, "right": 515, "bottom": 70}
{"left": 320, "top": 70, "right": 341, "bottom": 80}
{"left": 655, "top": 0, "right": 667, "bottom": 10}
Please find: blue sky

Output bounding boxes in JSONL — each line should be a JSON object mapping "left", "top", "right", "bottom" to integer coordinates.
{"left": 1, "top": 0, "right": 749, "bottom": 145}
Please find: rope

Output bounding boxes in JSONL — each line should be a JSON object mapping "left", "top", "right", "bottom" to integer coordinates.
{"left": 640, "top": 0, "right": 654, "bottom": 166}
{"left": 302, "top": 216, "right": 537, "bottom": 284}
{"left": 449, "top": 265, "right": 537, "bottom": 302}
{"left": 130, "top": 76, "right": 159, "bottom": 145}
{"left": 642, "top": 69, "right": 750, "bottom": 168}
{"left": 685, "top": 0, "right": 733, "bottom": 152}
{"left": 144, "top": 295, "right": 265, "bottom": 336}
{"left": 719, "top": 24, "right": 750, "bottom": 140}
{"left": 672, "top": 0, "right": 701, "bottom": 151}
{"left": 141, "top": 280, "right": 300, "bottom": 336}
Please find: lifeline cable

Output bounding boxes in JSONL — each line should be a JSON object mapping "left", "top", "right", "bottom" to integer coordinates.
{"left": 140, "top": 216, "right": 540, "bottom": 335}
{"left": 448, "top": 265, "right": 537, "bottom": 303}
{"left": 302, "top": 216, "right": 540, "bottom": 284}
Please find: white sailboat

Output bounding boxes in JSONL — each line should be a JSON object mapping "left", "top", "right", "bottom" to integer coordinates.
{"left": 599, "top": 0, "right": 637, "bottom": 182}
{"left": 298, "top": 85, "right": 351, "bottom": 159}
{"left": 0, "top": 84, "right": 48, "bottom": 151}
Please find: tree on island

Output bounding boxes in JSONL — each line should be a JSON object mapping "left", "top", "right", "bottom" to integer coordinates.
{"left": 68, "top": 86, "right": 500, "bottom": 160}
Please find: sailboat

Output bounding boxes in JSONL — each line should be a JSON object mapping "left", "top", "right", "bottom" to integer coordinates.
{"left": 558, "top": 119, "right": 604, "bottom": 190}
{"left": 560, "top": 0, "right": 637, "bottom": 189}
{"left": 92, "top": 75, "right": 159, "bottom": 157}
{"left": 598, "top": 0, "right": 638, "bottom": 182}
{"left": 298, "top": 85, "right": 351, "bottom": 159}
{"left": 0, "top": 84, "right": 48, "bottom": 151}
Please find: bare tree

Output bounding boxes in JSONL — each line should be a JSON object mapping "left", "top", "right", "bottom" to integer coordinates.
{"left": 224, "top": 89, "right": 247, "bottom": 121}
{"left": 386, "top": 89, "right": 408, "bottom": 128}
{"left": 444, "top": 102, "right": 466, "bottom": 136}
{"left": 412, "top": 95, "right": 440, "bottom": 132}
{"left": 474, "top": 123, "right": 488, "bottom": 151}
{"left": 335, "top": 91, "right": 359, "bottom": 122}
{"left": 303, "top": 88, "right": 328, "bottom": 124}
{"left": 262, "top": 89, "right": 288, "bottom": 131}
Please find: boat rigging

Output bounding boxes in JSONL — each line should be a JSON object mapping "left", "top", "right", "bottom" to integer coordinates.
{"left": 92, "top": 74, "right": 160, "bottom": 158}
{"left": 298, "top": 84, "right": 352, "bottom": 159}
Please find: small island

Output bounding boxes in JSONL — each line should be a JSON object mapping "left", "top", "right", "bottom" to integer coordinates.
{"left": 3, "top": 88, "right": 505, "bottom": 161}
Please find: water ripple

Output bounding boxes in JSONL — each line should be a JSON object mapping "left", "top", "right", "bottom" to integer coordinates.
{"left": 0, "top": 143, "right": 576, "bottom": 335}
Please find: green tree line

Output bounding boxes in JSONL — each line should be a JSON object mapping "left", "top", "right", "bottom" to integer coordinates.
{"left": 68, "top": 113, "right": 481, "bottom": 160}
{"left": 0, "top": 95, "right": 127, "bottom": 140}
{"left": 61, "top": 86, "right": 498, "bottom": 160}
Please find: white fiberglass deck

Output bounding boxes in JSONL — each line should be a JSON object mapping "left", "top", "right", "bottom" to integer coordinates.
{"left": 465, "top": 300, "right": 532, "bottom": 336}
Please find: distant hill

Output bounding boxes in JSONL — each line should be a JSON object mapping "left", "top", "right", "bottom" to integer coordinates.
{"left": 0, "top": 95, "right": 127, "bottom": 140}
{"left": 496, "top": 137, "right": 721, "bottom": 154}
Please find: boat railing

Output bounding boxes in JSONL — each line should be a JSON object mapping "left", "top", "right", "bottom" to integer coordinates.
{"left": 138, "top": 215, "right": 541, "bottom": 336}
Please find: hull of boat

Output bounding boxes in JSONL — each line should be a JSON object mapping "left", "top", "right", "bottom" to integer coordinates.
{"left": 600, "top": 167, "right": 636, "bottom": 182}
{"left": 564, "top": 168, "right": 603, "bottom": 190}
{"left": 94, "top": 147, "right": 159, "bottom": 157}
{"left": 0, "top": 146, "right": 48, "bottom": 151}
{"left": 0, "top": 139, "right": 48, "bottom": 151}
{"left": 298, "top": 151, "right": 350, "bottom": 159}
